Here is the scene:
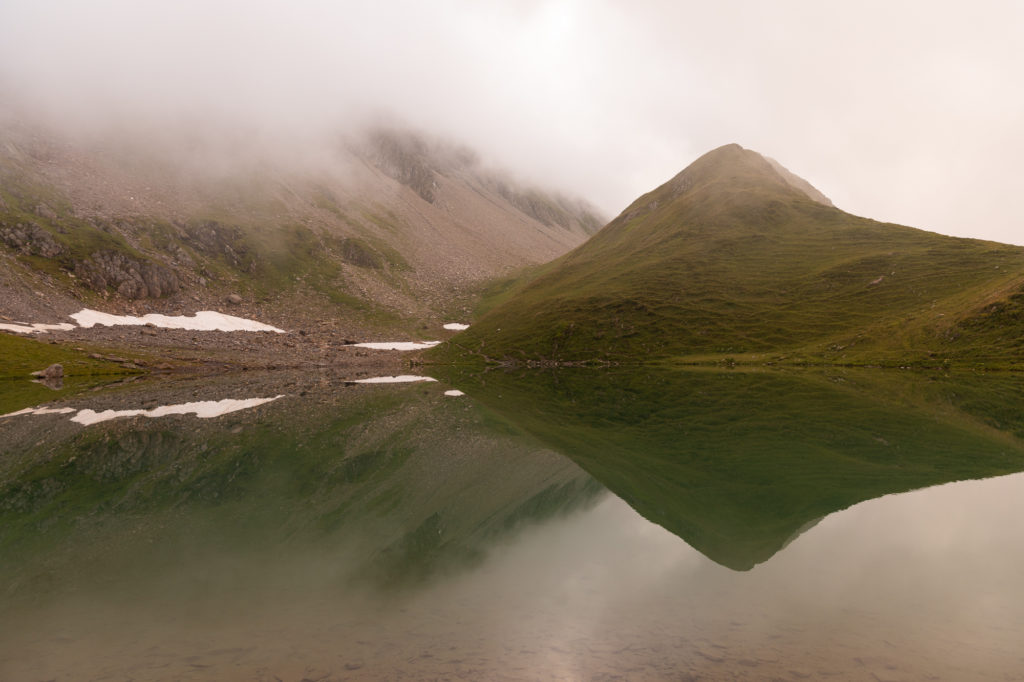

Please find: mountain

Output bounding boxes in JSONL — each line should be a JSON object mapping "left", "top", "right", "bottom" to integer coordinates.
{"left": 0, "top": 122, "right": 603, "bottom": 335}
{"left": 434, "top": 144, "right": 1024, "bottom": 367}
{"left": 431, "top": 365, "right": 1024, "bottom": 570}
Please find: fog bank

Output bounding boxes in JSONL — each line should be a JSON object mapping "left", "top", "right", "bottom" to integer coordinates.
{"left": 2, "top": 0, "right": 1022, "bottom": 243}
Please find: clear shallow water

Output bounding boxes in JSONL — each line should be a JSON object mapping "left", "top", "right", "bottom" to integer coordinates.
{"left": 3, "top": 368, "right": 1024, "bottom": 680}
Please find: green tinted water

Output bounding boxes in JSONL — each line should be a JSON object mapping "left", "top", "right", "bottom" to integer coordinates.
{"left": 2, "top": 367, "right": 1024, "bottom": 680}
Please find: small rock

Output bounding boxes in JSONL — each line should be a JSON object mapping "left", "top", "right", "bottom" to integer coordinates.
{"left": 35, "top": 203, "right": 58, "bottom": 221}
{"left": 871, "top": 672, "right": 902, "bottom": 682}
{"left": 226, "top": 293, "right": 243, "bottom": 305}
{"left": 32, "top": 363, "right": 63, "bottom": 379}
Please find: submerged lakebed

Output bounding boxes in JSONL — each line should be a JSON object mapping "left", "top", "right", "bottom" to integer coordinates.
{"left": 2, "top": 366, "right": 1024, "bottom": 680}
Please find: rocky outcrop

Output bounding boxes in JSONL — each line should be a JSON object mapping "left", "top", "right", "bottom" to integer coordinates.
{"left": 366, "top": 130, "right": 444, "bottom": 203}
{"left": 340, "top": 238, "right": 383, "bottom": 269}
{"left": 491, "top": 181, "right": 603, "bottom": 232}
{"left": 73, "top": 250, "right": 180, "bottom": 299}
{"left": 0, "top": 222, "right": 64, "bottom": 258}
{"left": 181, "top": 220, "right": 252, "bottom": 270}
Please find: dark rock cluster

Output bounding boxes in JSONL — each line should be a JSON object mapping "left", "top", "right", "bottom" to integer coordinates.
{"left": 0, "top": 221, "right": 64, "bottom": 258}
{"left": 181, "top": 220, "right": 252, "bottom": 270}
{"left": 74, "top": 250, "right": 180, "bottom": 299}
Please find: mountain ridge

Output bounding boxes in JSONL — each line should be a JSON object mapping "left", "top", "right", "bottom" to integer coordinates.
{"left": 0, "top": 122, "right": 603, "bottom": 335}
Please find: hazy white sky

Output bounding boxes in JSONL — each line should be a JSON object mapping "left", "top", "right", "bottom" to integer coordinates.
{"left": 1, "top": 0, "right": 1021, "bottom": 244}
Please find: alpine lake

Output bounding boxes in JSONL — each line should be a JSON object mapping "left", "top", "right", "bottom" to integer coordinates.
{"left": 3, "top": 364, "right": 1024, "bottom": 681}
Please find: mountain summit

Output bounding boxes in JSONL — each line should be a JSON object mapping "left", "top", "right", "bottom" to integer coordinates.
{"left": 436, "top": 145, "right": 1024, "bottom": 366}
{"left": 602, "top": 143, "right": 832, "bottom": 242}
{"left": 630, "top": 143, "right": 832, "bottom": 213}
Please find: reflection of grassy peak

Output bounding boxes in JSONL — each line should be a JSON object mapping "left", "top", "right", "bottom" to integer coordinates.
{"left": 435, "top": 366, "right": 1024, "bottom": 570}
{"left": 433, "top": 144, "right": 1024, "bottom": 367}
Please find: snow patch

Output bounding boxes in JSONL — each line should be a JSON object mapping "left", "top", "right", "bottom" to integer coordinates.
{"left": 444, "top": 390, "right": 465, "bottom": 397}
{"left": 353, "top": 375, "right": 438, "bottom": 384}
{"left": 70, "top": 309, "right": 286, "bottom": 333}
{"left": 443, "top": 323, "right": 470, "bottom": 331}
{"left": 0, "top": 406, "right": 77, "bottom": 418}
{"left": 352, "top": 341, "right": 441, "bottom": 351}
{"left": 0, "top": 322, "right": 76, "bottom": 334}
{"left": 70, "top": 396, "right": 284, "bottom": 425}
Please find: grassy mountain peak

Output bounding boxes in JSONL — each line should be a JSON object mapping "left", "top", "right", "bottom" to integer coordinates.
{"left": 433, "top": 145, "right": 1024, "bottom": 367}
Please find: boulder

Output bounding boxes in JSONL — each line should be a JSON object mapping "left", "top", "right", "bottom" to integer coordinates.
{"left": 32, "top": 363, "right": 63, "bottom": 379}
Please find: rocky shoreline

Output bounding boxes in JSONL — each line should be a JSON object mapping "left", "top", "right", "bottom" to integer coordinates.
{"left": 39, "top": 322, "right": 428, "bottom": 374}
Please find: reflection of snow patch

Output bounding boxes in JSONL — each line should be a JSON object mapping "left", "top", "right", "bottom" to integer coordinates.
{"left": 353, "top": 341, "right": 441, "bottom": 351}
{"left": 353, "top": 375, "right": 438, "bottom": 384}
{"left": 444, "top": 390, "right": 465, "bottom": 397}
{"left": 0, "top": 322, "right": 76, "bottom": 334}
{"left": 443, "top": 323, "right": 469, "bottom": 331}
{"left": 70, "top": 309, "right": 286, "bottom": 333}
{"left": 70, "top": 395, "right": 284, "bottom": 425}
{"left": 0, "top": 406, "right": 76, "bottom": 418}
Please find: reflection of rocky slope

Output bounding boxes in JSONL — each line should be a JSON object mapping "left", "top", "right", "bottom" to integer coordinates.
{"left": 0, "top": 122, "right": 603, "bottom": 332}
{"left": 440, "top": 366, "right": 1024, "bottom": 570}
{"left": 0, "top": 371, "right": 601, "bottom": 602}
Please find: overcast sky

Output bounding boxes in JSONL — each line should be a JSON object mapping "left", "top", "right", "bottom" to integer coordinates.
{"left": 1, "top": 0, "right": 1021, "bottom": 244}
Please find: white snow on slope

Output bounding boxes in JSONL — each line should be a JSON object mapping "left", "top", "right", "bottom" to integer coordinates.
{"left": 443, "top": 323, "right": 470, "bottom": 331}
{"left": 70, "top": 396, "right": 285, "bottom": 425}
{"left": 0, "top": 322, "right": 76, "bottom": 334}
{"left": 0, "top": 406, "right": 77, "bottom": 418}
{"left": 70, "top": 309, "right": 286, "bottom": 333}
{"left": 353, "top": 375, "right": 438, "bottom": 384}
{"left": 444, "top": 390, "right": 465, "bottom": 396}
{"left": 352, "top": 341, "right": 441, "bottom": 351}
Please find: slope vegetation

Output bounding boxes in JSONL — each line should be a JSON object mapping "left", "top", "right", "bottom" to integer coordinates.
{"left": 435, "top": 144, "right": 1024, "bottom": 366}
{"left": 0, "top": 122, "right": 602, "bottom": 333}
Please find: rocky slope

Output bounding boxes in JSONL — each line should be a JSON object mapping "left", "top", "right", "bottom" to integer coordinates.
{"left": 0, "top": 121, "right": 603, "bottom": 337}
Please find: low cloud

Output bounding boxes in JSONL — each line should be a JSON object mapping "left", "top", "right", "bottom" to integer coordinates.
{"left": 2, "top": 0, "right": 1021, "bottom": 243}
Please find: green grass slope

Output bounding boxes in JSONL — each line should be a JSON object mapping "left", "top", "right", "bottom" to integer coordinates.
{"left": 0, "top": 334, "right": 131, "bottom": 413}
{"left": 432, "top": 144, "right": 1024, "bottom": 367}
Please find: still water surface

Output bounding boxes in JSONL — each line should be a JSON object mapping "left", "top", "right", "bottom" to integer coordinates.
{"left": 2, "top": 368, "right": 1024, "bottom": 680}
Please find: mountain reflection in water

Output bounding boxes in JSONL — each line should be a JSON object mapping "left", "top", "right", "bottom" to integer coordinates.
{"left": 2, "top": 367, "right": 1024, "bottom": 680}
{"left": 442, "top": 366, "right": 1024, "bottom": 570}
